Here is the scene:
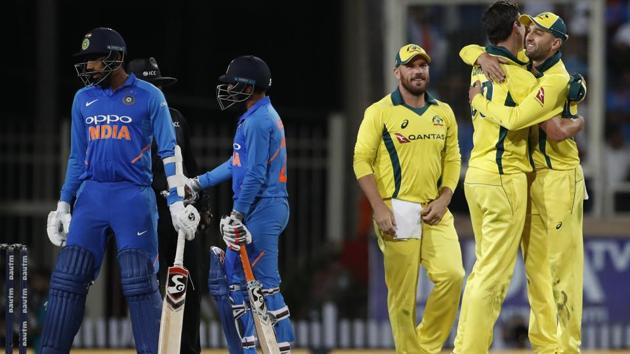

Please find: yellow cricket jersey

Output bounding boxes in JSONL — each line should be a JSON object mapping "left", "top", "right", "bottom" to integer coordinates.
{"left": 529, "top": 53, "right": 581, "bottom": 170}
{"left": 461, "top": 45, "right": 540, "bottom": 174}
{"left": 353, "top": 89, "right": 461, "bottom": 204}
{"left": 461, "top": 44, "right": 581, "bottom": 170}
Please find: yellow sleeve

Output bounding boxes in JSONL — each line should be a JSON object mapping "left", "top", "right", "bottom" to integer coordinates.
{"left": 440, "top": 105, "right": 461, "bottom": 192}
{"left": 459, "top": 44, "right": 486, "bottom": 66}
{"left": 517, "top": 49, "right": 528, "bottom": 63}
{"left": 353, "top": 105, "right": 382, "bottom": 179}
{"left": 471, "top": 73, "right": 568, "bottom": 130}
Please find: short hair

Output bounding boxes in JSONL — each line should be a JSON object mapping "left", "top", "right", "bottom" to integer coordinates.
{"left": 482, "top": 0, "right": 521, "bottom": 45}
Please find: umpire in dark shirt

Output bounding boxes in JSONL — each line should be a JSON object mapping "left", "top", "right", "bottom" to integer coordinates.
{"left": 128, "top": 57, "right": 204, "bottom": 354}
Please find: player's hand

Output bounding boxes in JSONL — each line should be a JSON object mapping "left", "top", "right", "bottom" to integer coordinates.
{"left": 477, "top": 53, "right": 507, "bottom": 83}
{"left": 373, "top": 203, "right": 396, "bottom": 236}
{"left": 219, "top": 212, "right": 252, "bottom": 251}
{"left": 422, "top": 190, "right": 451, "bottom": 225}
{"left": 46, "top": 201, "right": 71, "bottom": 247}
{"left": 469, "top": 81, "right": 482, "bottom": 103}
{"left": 169, "top": 201, "right": 200, "bottom": 240}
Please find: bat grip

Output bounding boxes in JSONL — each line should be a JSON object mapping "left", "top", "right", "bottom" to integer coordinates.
{"left": 237, "top": 227, "right": 256, "bottom": 282}
{"left": 174, "top": 229, "right": 186, "bottom": 266}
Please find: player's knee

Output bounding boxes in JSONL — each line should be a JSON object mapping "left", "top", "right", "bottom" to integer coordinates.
{"left": 449, "top": 267, "right": 466, "bottom": 285}
{"left": 264, "top": 289, "right": 290, "bottom": 322}
{"left": 444, "top": 265, "right": 465, "bottom": 287}
{"left": 229, "top": 285, "right": 248, "bottom": 319}
{"left": 208, "top": 246, "right": 229, "bottom": 297}
{"left": 264, "top": 289, "right": 295, "bottom": 344}
{"left": 50, "top": 246, "right": 96, "bottom": 294}
{"left": 117, "top": 248, "right": 158, "bottom": 297}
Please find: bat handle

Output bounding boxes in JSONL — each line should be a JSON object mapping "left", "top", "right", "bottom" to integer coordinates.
{"left": 238, "top": 243, "right": 256, "bottom": 282}
{"left": 174, "top": 229, "right": 186, "bottom": 266}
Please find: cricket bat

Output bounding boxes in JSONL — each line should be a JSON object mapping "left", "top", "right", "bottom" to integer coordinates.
{"left": 239, "top": 243, "right": 281, "bottom": 354}
{"left": 158, "top": 229, "right": 189, "bottom": 354}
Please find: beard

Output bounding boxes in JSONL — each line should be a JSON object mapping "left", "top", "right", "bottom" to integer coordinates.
{"left": 96, "top": 72, "right": 114, "bottom": 88}
{"left": 401, "top": 75, "right": 428, "bottom": 96}
{"left": 525, "top": 42, "right": 548, "bottom": 62}
{"left": 227, "top": 100, "right": 249, "bottom": 115}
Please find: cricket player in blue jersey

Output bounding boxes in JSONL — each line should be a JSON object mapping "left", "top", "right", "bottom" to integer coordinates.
{"left": 187, "top": 55, "right": 294, "bottom": 353}
{"left": 43, "top": 27, "right": 199, "bottom": 354}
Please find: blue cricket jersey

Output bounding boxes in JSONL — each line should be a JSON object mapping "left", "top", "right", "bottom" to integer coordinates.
{"left": 198, "top": 97, "right": 288, "bottom": 216}
{"left": 60, "top": 74, "right": 178, "bottom": 203}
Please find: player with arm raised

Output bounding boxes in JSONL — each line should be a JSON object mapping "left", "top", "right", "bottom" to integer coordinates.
{"left": 187, "top": 56, "right": 293, "bottom": 354}
{"left": 462, "top": 12, "right": 587, "bottom": 353}
{"left": 43, "top": 27, "right": 198, "bottom": 354}
{"left": 452, "top": 2, "right": 561, "bottom": 352}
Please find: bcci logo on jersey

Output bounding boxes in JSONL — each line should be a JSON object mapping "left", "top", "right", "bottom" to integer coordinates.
{"left": 85, "top": 114, "right": 133, "bottom": 141}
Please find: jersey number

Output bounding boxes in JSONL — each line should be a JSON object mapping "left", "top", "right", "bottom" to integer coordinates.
{"left": 472, "top": 81, "right": 494, "bottom": 118}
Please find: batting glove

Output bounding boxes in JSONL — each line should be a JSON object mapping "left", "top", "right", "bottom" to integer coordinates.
{"left": 170, "top": 201, "right": 201, "bottom": 240}
{"left": 219, "top": 212, "right": 252, "bottom": 251}
{"left": 46, "top": 201, "right": 71, "bottom": 247}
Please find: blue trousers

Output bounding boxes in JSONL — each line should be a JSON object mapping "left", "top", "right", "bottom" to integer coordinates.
{"left": 67, "top": 180, "right": 159, "bottom": 273}
{"left": 225, "top": 197, "right": 294, "bottom": 353}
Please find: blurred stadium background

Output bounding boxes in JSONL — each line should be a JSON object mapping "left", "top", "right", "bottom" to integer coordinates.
{"left": 2, "top": 0, "right": 630, "bottom": 352}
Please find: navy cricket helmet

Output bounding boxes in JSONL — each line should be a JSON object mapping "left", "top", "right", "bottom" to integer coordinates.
{"left": 73, "top": 27, "right": 127, "bottom": 87}
{"left": 127, "top": 57, "right": 178, "bottom": 88}
{"left": 216, "top": 55, "right": 272, "bottom": 111}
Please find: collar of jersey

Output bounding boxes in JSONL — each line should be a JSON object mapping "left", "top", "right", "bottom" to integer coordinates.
{"left": 238, "top": 96, "right": 271, "bottom": 124}
{"left": 390, "top": 88, "right": 437, "bottom": 116}
{"left": 528, "top": 51, "right": 562, "bottom": 78}
{"left": 485, "top": 45, "right": 528, "bottom": 66}
{"left": 102, "top": 73, "right": 137, "bottom": 96}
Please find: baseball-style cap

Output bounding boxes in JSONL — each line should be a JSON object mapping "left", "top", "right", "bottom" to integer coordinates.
{"left": 127, "top": 57, "right": 178, "bottom": 87}
{"left": 395, "top": 44, "right": 431, "bottom": 67}
{"left": 73, "top": 27, "right": 127, "bottom": 59}
{"left": 519, "top": 12, "right": 569, "bottom": 40}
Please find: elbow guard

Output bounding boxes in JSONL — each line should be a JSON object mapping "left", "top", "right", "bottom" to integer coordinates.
{"left": 162, "top": 145, "right": 185, "bottom": 205}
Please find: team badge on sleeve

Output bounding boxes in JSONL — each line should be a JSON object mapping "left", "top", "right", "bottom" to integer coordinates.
{"left": 535, "top": 87, "right": 545, "bottom": 105}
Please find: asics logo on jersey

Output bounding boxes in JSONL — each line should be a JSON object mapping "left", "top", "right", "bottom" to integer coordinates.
{"left": 85, "top": 99, "right": 98, "bottom": 107}
{"left": 85, "top": 114, "right": 133, "bottom": 125}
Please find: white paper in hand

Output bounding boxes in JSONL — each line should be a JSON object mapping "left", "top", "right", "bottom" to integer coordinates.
{"left": 391, "top": 198, "right": 422, "bottom": 239}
